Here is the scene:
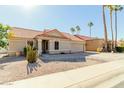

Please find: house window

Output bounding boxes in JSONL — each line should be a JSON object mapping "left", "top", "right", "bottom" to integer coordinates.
{"left": 27, "top": 40, "right": 33, "bottom": 47}
{"left": 54, "top": 41, "right": 59, "bottom": 50}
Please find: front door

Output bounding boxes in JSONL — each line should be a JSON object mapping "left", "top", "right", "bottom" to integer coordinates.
{"left": 42, "top": 40, "right": 49, "bottom": 53}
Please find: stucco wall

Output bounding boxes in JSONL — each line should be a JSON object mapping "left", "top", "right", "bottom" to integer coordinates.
{"left": 44, "top": 38, "right": 84, "bottom": 54}
{"left": 86, "top": 39, "right": 104, "bottom": 51}
{"left": 48, "top": 39, "right": 72, "bottom": 54}
{"left": 70, "top": 41, "right": 84, "bottom": 53}
{"left": 36, "top": 30, "right": 85, "bottom": 54}
{"left": 8, "top": 38, "right": 36, "bottom": 52}
{"left": 9, "top": 37, "right": 85, "bottom": 55}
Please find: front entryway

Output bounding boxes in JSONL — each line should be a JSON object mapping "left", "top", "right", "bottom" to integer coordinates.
{"left": 42, "top": 40, "right": 49, "bottom": 54}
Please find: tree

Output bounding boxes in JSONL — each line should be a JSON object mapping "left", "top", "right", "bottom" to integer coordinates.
{"left": 114, "top": 5, "right": 123, "bottom": 48}
{"left": 88, "top": 22, "right": 93, "bottom": 37}
{"left": 102, "top": 5, "right": 108, "bottom": 52}
{"left": 0, "top": 23, "right": 11, "bottom": 48}
{"left": 75, "top": 25, "right": 81, "bottom": 34}
{"left": 106, "top": 5, "right": 114, "bottom": 51}
{"left": 70, "top": 25, "right": 81, "bottom": 34}
{"left": 70, "top": 27, "right": 76, "bottom": 34}
{"left": 7, "top": 31, "right": 14, "bottom": 39}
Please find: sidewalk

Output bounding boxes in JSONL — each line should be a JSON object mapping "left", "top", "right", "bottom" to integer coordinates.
{"left": 1, "top": 59, "right": 124, "bottom": 88}
{"left": 94, "top": 74, "right": 124, "bottom": 88}
{"left": 86, "top": 53, "right": 124, "bottom": 62}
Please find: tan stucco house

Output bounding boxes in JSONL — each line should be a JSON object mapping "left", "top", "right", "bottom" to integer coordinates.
{"left": 8, "top": 27, "right": 85, "bottom": 55}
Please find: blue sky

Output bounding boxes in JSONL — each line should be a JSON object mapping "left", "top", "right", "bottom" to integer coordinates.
{"left": 0, "top": 5, "right": 124, "bottom": 40}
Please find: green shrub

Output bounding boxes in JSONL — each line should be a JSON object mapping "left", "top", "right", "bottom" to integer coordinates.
{"left": 26, "top": 45, "right": 38, "bottom": 63}
{"left": 23, "top": 46, "right": 37, "bottom": 57}
{"left": 116, "top": 47, "right": 124, "bottom": 52}
{"left": 23, "top": 47, "right": 27, "bottom": 56}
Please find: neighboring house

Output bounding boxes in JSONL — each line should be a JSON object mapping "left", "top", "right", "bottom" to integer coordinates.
{"left": 8, "top": 27, "right": 85, "bottom": 56}
{"left": 85, "top": 39, "right": 104, "bottom": 51}
{"left": 75, "top": 35, "right": 104, "bottom": 51}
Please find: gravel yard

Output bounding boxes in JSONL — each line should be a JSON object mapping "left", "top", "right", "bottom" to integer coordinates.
{"left": 0, "top": 53, "right": 103, "bottom": 84}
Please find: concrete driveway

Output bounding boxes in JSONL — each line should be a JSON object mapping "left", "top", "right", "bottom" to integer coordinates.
{"left": 41, "top": 52, "right": 97, "bottom": 62}
{"left": 41, "top": 52, "right": 124, "bottom": 63}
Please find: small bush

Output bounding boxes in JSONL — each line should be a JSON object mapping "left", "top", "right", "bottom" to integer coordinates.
{"left": 33, "top": 47, "right": 37, "bottom": 51}
{"left": 23, "top": 46, "right": 37, "bottom": 57}
{"left": 26, "top": 45, "right": 38, "bottom": 63}
{"left": 116, "top": 47, "right": 124, "bottom": 53}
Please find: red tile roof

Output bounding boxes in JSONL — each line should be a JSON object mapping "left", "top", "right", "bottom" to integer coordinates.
{"left": 61, "top": 32, "right": 83, "bottom": 41}
{"left": 10, "top": 27, "right": 84, "bottom": 41}
{"left": 11, "top": 27, "right": 43, "bottom": 38}
{"left": 74, "top": 35, "right": 91, "bottom": 40}
{"left": 37, "top": 29, "right": 84, "bottom": 41}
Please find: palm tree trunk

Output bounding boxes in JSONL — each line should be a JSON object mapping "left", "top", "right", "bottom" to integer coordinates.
{"left": 110, "top": 11, "right": 114, "bottom": 51}
{"left": 115, "top": 10, "right": 117, "bottom": 48}
{"left": 102, "top": 5, "right": 108, "bottom": 52}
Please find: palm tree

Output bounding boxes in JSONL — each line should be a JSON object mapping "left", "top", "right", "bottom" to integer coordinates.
{"left": 106, "top": 5, "right": 114, "bottom": 51}
{"left": 114, "top": 5, "right": 123, "bottom": 48}
{"left": 70, "top": 27, "right": 76, "bottom": 34}
{"left": 102, "top": 5, "right": 108, "bottom": 52}
{"left": 88, "top": 22, "right": 94, "bottom": 37}
{"left": 76, "top": 25, "right": 81, "bottom": 34}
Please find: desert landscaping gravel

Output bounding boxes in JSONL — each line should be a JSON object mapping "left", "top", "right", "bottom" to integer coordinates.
{"left": 0, "top": 54, "right": 102, "bottom": 84}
